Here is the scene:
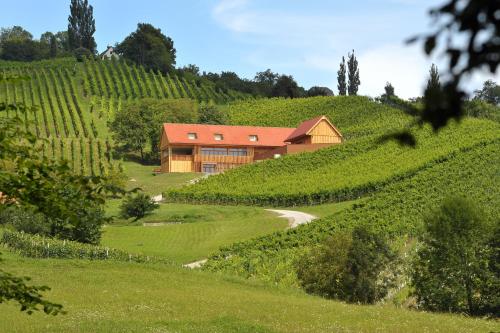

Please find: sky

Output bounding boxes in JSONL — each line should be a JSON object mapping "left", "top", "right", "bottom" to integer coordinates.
{"left": 1, "top": 0, "right": 498, "bottom": 98}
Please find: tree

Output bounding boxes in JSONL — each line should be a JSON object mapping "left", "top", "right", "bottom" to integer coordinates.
{"left": 0, "top": 39, "right": 43, "bottom": 61}
{"left": 0, "top": 26, "right": 32, "bottom": 44}
{"left": 255, "top": 69, "right": 279, "bottom": 96}
{"left": 474, "top": 80, "right": 500, "bottom": 105}
{"left": 411, "top": 197, "right": 497, "bottom": 316}
{"left": 307, "top": 86, "right": 334, "bottom": 97}
{"left": 384, "top": 82, "right": 395, "bottom": 97}
{"left": 426, "top": 64, "right": 440, "bottom": 91}
{"left": 119, "top": 193, "right": 159, "bottom": 221}
{"left": 404, "top": 0, "right": 499, "bottom": 135}
{"left": 0, "top": 116, "right": 121, "bottom": 244}
{"left": 116, "top": 23, "right": 176, "bottom": 73}
{"left": 337, "top": 56, "right": 347, "bottom": 96}
{"left": 296, "top": 225, "right": 396, "bottom": 304}
{"left": 0, "top": 26, "right": 42, "bottom": 61}
{"left": 109, "top": 98, "right": 198, "bottom": 161}
{"left": 181, "top": 64, "right": 200, "bottom": 76}
{"left": 199, "top": 103, "right": 227, "bottom": 125}
{"left": 272, "top": 75, "right": 302, "bottom": 98}
{"left": 67, "top": 0, "right": 96, "bottom": 53}
{"left": 347, "top": 50, "right": 360, "bottom": 95}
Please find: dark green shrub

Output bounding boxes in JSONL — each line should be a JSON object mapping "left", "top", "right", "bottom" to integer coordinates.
{"left": 0, "top": 206, "right": 50, "bottom": 236}
{"left": 411, "top": 197, "right": 498, "bottom": 316}
{"left": 296, "top": 225, "right": 397, "bottom": 304}
{"left": 120, "top": 193, "right": 159, "bottom": 221}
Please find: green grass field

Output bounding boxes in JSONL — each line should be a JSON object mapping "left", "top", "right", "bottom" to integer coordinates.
{"left": 1, "top": 252, "right": 498, "bottom": 333}
{"left": 119, "top": 160, "right": 200, "bottom": 194}
{"left": 103, "top": 202, "right": 288, "bottom": 263}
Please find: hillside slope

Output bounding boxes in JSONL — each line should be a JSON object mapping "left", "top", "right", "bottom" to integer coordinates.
{"left": 166, "top": 118, "right": 499, "bottom": 206}
{"left": 203, "top": 139, "right": 500, "bottom": 285}
{"left": 1, "top": 252, "right": 498, "bottom": 333}
{"left": 0, "top": 57, "right": 250, "bottom": 175}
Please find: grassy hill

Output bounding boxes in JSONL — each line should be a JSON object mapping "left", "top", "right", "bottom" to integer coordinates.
{"left": 1, "top": 251, "right": 498, "bottom": 333}
{"left": 0, "top": 57, "right": 250, "bottom": 175}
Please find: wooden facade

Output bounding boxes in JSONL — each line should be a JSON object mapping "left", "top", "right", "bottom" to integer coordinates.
{"left": 160, "top": 116, "right": 342, "bottom": 173}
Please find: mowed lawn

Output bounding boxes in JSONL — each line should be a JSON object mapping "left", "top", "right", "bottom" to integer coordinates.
{"left": 104, "top": 202, "right": 288, "bottom": 263}
{"left": 1, "top": 252, "right": 498, "bottom": 333}
{"left": 120, "top": 161, "right": 200, "bottom": 194}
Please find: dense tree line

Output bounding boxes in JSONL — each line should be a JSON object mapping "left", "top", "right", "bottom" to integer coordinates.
{"left": 0, "top": 26, "right": 71, "bottom": 61}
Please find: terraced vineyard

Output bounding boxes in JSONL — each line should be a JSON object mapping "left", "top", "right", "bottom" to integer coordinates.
{"left": 166, "top": 118, "right": 500, "bottom": 206}
{"left": 224, "top": 95, "right": 412, "bottom": 140}
{"left": 0, "top": 58, "right": 250, "bottom": 175}
{"left": 80, "top": 57, "right": 250, "bottom": 102}
{"left": 203, "top": 139, "right": 500, "bottom": 286}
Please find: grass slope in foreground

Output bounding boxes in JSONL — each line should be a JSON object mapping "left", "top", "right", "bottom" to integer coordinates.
{"left": 203, "top": 140, "right": 500, "bottom": 286}
{"left": 0, "top": 252, "right": 498, "bottom": 333}
{"left": 166, "top": 119, "right": 499, "bottom": 206}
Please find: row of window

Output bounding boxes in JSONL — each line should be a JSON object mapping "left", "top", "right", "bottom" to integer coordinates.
{"left": 201, "top": 147, "right": 248, "bottom": 156}
{"left": 188, "top": 133, "right": 259, "bottom": 142}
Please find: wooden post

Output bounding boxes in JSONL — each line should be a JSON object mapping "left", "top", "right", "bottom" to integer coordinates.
{"left": 168, "top": 146, "right": 172, "bottom": 173}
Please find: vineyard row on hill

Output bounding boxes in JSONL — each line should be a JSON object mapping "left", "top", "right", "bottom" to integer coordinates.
{"left": 80, "top": 57, "right": 251, "bottom": 103}
{"left": 203, "top": 140, "right": 500, "bottom": 285}
{"left": 0, "top": 67, "right": 94, "bottom": 139}
{"left": 165, "top": 120, "right": 500, "bottom": 206}
{"left": 36, "top": 137, "right": 113, "bottom": 176}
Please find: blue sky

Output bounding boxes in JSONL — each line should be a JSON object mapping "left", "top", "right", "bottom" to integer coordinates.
{"left": 1, "top": 0, "right": 497, "bottom": 98}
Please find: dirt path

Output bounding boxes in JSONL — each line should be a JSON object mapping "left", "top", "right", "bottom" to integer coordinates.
{"left": 183, "top": 209, "right": 317, "bottom": 269}
{"left": 265, "top": 209, "right": 317, "bottom": 228}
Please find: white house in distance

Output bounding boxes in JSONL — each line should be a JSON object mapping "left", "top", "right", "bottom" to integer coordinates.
{"left": 100, "top": 45, "right": 119, "bottom": 60}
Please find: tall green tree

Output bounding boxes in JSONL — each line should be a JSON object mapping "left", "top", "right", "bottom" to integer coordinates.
{"left": 337, "top": 56, "right": 347, "bottom": 96}
{"left": 474, "top": 80, "right": 500, "bottom": 105}
{"left": 347, "top": 50, "right": 360, "bottom": 95}
{"left": 272, "top": 75, "right": 302, "bottom": 98}
{"left": 426, "top": 64, "right": 440, "bottom": 91}
{"left": 109, "top": 98, "right": 197, "bottom": 161}
{"left": 116, "top": 23, "right": 176, "bottom": 74}
{"left": 67, "top": 0, "right": 96, "bottom": 53}
{"left": 384, "top": 82, "right": 395, "bottom": 97}
{"left": 296, "top": 225, "right": 396, "bottom": 304}
{"left": 411, "top": 197, "right": 497, "bottom": 316}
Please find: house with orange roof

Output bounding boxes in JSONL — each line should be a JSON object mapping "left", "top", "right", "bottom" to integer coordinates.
{"left": 159, "top": 115, "right": 342, "bottom": 173}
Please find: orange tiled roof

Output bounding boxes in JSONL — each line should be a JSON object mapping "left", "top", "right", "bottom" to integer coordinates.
{"left": 162, "top": 123, "right": 295, "bottom": 147}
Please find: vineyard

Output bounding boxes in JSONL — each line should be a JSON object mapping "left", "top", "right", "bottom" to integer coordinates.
{"left": 202, "top": 139, "right": 500, "bottom": 286}
{"left": 165, "top": 119, "right": 500, "bottom": 206}
{"left": 0, "top": 57, "right": 250, "bottom": 175}
{"left": 223, "top": 95, "right": 413, "bottom": 140}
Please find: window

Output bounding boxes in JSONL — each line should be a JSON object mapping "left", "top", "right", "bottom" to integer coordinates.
{"left": 201, "top": 147, "right": 227, "bottom": 156}
{"left": 228, "top": 148, "right": 247, "bottom": 156}
{"left": 214, "top": 133, "right": 223, "bottom": 141}
{"left": 187, "top": 133, "right": 197, "bottom": 140}
{"left": 202, "top": 163, "right": 217, "bottom": 173}
{"left": 201, "top": 147, "right": 248, "bottom": 156}
{"left": 172, "top": 147, "right": 193, "bottom": 155}
{"left": 249, "top": 135, "right": 258, "bottom": 142}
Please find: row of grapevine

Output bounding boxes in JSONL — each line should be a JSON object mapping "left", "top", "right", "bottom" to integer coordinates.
{"left": 81, "top": 57, "right": 250, "bottom": 103}
{"left": 1, "top": 230, "right": 170, "bottom": 264}
{"left": 165, "top": 119, "right": 500, "bottom": 206}
{"left": 202, "top": 140, "right": 500, "bottom": 285}
{"left": 33, "top": 138, "right": 111, "bottom": 176}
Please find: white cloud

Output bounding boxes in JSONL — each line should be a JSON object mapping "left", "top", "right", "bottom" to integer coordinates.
{"left": 211, "top": 1, "right": 499, "bottom": 97}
